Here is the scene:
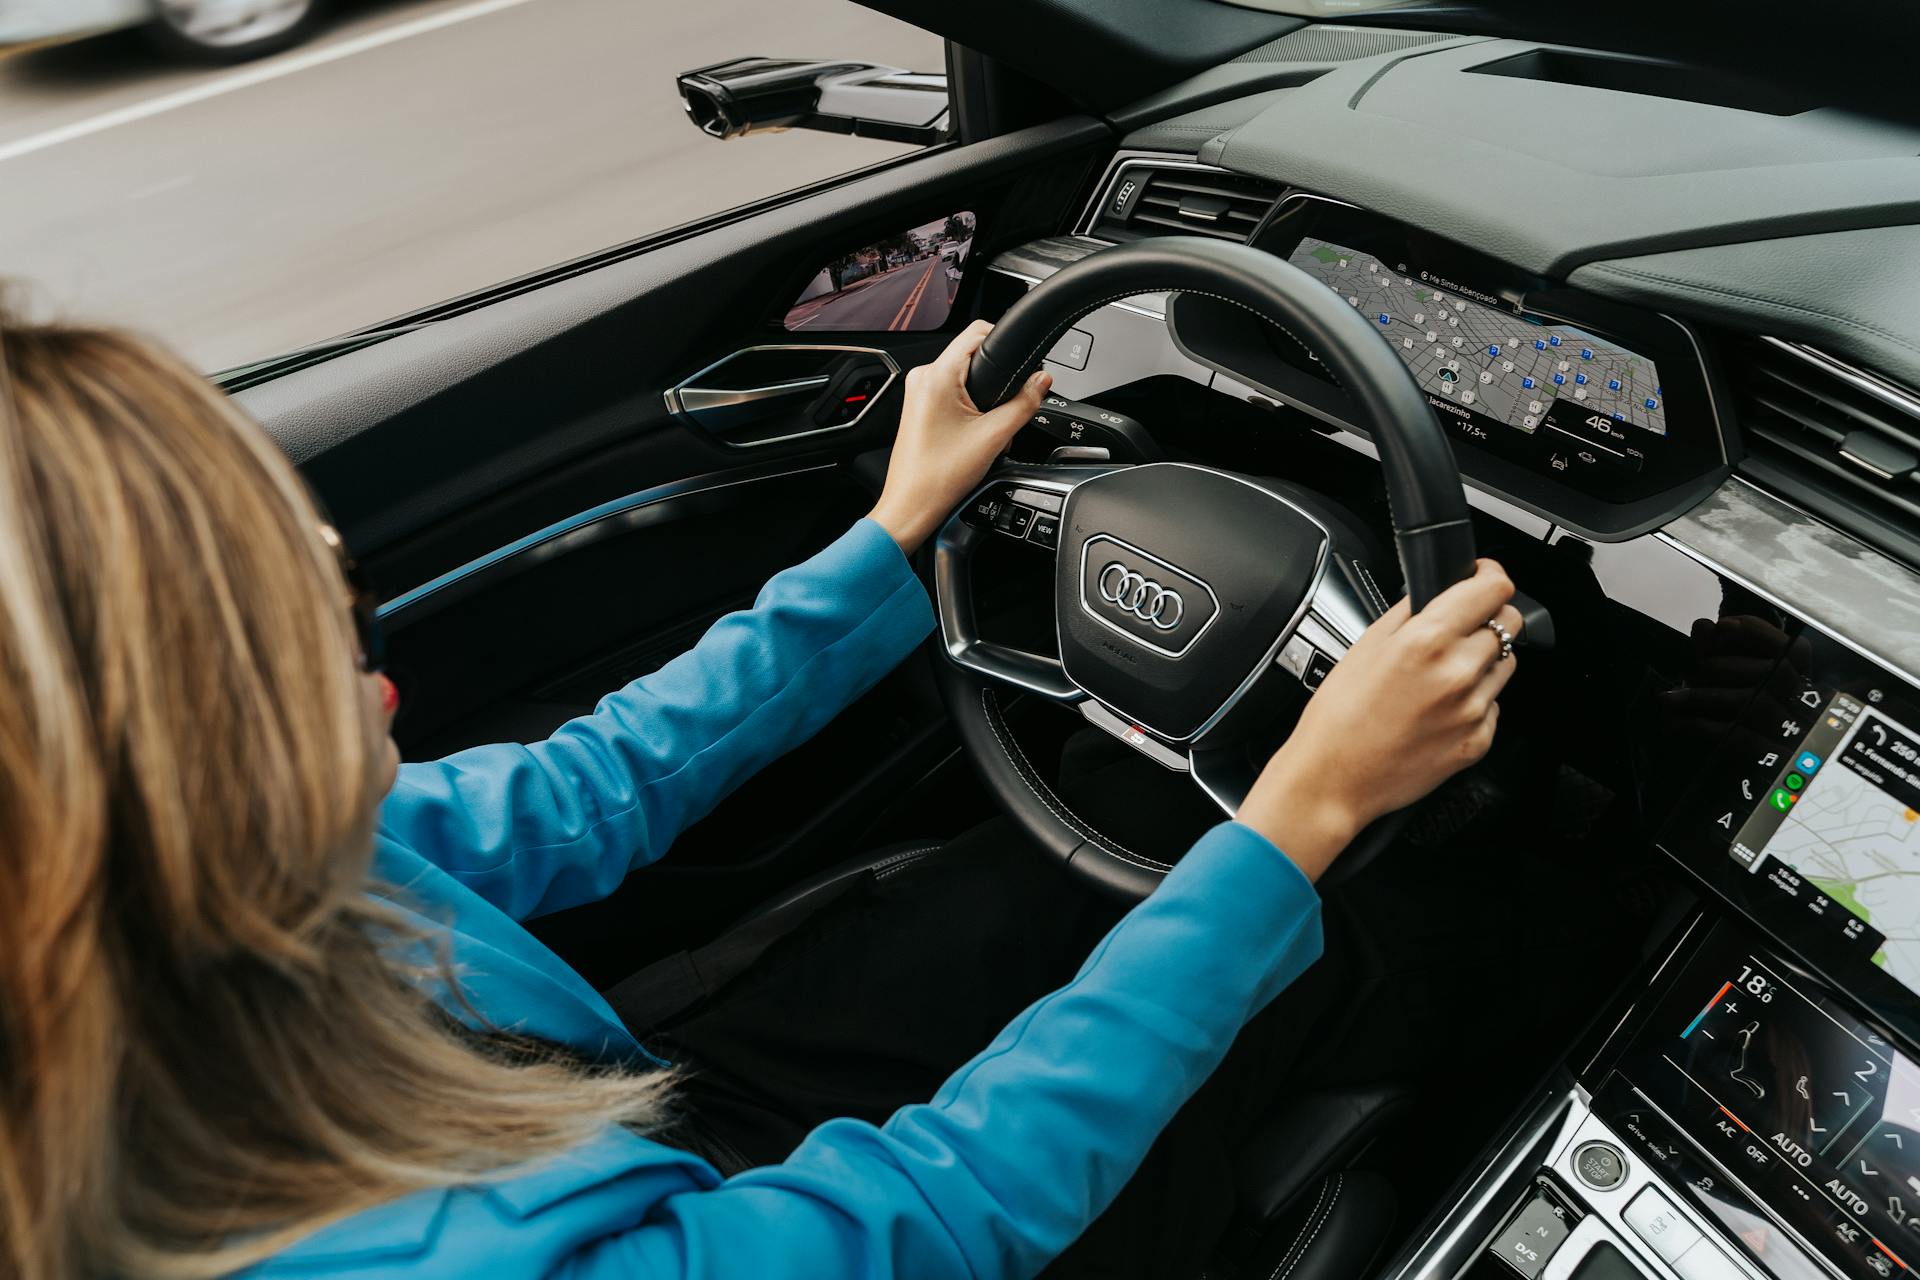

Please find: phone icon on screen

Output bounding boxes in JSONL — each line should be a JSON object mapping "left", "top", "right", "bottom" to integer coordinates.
{"left": 1742, "top": 780, "right": 1754, "bottom": 801}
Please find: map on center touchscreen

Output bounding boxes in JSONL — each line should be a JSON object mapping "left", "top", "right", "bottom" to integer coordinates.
{"left": 1734, "top": 694, "right": 1920, "bottom": 996}
{"left": 1286, "top": 234, "right": 1669, "bottom": 438}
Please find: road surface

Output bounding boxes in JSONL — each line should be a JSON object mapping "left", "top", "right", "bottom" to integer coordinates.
{"left": 787, "top": 257, "right": 956, "bottom": 332}
{"left": 0, "top": 0, "right": 944, "bottom": 371}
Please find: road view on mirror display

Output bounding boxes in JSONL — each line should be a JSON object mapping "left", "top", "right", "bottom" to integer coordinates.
{"left": 784, "top": 211, "right": 974, "bottom": 332}
{"left": 0, "top": 0, "right": 943, "bottom": 372}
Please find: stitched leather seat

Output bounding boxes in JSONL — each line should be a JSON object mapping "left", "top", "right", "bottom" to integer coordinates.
{"left": 1229, "top": 1170, "right": 1396, "bottom": 1280}
{"left": 1202, "top": 1087, "right": 1407, "bottom": 1279}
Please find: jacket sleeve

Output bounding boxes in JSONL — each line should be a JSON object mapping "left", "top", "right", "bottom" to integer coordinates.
{"left": 565, "top": 821, "right": 1324, "bottom": 1280}
{"left": 374, "top": 518, "right": 934, "bottom": 921}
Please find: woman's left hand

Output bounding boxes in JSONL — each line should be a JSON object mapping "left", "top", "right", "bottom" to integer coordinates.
{"left": 867, "top": 320, "right": 1052, "bottom": 555}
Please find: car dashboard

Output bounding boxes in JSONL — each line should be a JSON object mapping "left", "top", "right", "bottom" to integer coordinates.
{"left": 963, "top": 24, "right": 1920, "bottom": 1280}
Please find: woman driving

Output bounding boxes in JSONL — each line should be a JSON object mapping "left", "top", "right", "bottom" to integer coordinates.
{"left": 0, "top": 309, "right": 1518, "bottom": 1280}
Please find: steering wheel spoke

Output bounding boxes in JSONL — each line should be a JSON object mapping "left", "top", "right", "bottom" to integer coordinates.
{"left": 933, "top": 462, "right": 1119, "bottom": 702}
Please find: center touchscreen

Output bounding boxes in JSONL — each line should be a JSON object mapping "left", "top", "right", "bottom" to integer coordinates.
{"left": 1655, "top": 626, "right": 1920, "bottom": 1060}
{"left": 1730, "top": 697, "right": 1920, "bottom": 999}
{"left": 1285, "top": 234, "right": 1669, "bottom": 447}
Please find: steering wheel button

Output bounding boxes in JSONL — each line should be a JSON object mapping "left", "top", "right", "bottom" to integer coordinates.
{"left": 995, "top": 505, "right": 1034, "bottom": 539}
{"left": 1278, "top": 634, "right": 1316, "bottom": 678}
{"left": 1302, "top": 651, "right": 1337, "bottom": 690}
{"left": 1046, "top": 328, "right": 1094, "bottom": 371}
{"left": 1029, "top": 513, "right": 1061, "bottom": 549}
{"left": 1009, "top": 487, "right": 1064, "bottom": 514}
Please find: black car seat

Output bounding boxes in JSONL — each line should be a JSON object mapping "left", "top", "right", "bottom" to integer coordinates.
{"left": 1204, "top": 1087, "right": 1408, "bottom": 1279}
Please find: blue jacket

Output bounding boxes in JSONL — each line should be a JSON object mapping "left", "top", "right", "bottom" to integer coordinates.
{"left": 252, "top": 518, "right": 1323, "bottom": 1278}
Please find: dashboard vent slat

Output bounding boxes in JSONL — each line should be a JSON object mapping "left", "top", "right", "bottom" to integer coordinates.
{"left": 1128, "top": 210, "right": 1251, "bottom": 241}
{"left": 1090, "top": 162, "right": 1283, "bottom": 245}
{"left": 1733, "top": 336, "right": 1920, "bottom": 568}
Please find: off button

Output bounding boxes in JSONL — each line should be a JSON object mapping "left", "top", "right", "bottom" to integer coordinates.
{"left": 1573, "top": 1140, "right": 1628, "bottom": 1191}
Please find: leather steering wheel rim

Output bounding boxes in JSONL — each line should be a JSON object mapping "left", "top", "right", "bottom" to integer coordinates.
{"left": 968, "top": 237, "right": 1475, "bottom": 609}
{"left": 942, "top": 236, "right": 1478, "bottom": 897}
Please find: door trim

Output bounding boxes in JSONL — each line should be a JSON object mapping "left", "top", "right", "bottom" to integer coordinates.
{"left": 378, "top": 462, "right": 838, "bottom": 624}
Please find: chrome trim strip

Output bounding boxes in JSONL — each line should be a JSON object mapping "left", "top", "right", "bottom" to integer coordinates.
{"left": 678, "top": 375, "right": 830, "bottom": 413}
{"left": 1079, "top": 701, "right": 1191, "bottom": 772}
{"left": 1188, "top": 749, "right": 1253, "bottom": 817}
{"left": 990, "top": 265, "right": 1044, "bottom": 286}
{"left": 378, "top": 463, "right": 836, "bottom": 621}
{"left": 1838, "top": 447, "right": 1900, "bottom": 480}
{"left": 663, "top": 344, "right": 900, "bottom": 447}
{"left": 1762, "top": 335, "right": 1920, "bottom": 425}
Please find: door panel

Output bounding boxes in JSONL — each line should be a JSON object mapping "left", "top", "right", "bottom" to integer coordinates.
{"left": 235, "top": 112, "right": 1114, "bottom": 973}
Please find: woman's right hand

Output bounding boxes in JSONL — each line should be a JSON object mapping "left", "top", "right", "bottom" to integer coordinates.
{"left": 1237, "top": 559, "right": 1522, "bottom": 881}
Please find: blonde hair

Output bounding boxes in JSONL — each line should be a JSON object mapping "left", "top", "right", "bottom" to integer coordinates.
{"left": 0, "top": 309, "right": 672, "bottom": 1279}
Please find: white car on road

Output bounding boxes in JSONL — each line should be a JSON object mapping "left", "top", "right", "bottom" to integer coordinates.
{"left": 0, "top": 0, "right": 324, "bottom": 61}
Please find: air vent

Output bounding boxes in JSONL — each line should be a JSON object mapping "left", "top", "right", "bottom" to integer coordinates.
{"left": 1089, "top": 163, "right": 1283, "bottom": 244}
{"left": 1733, "top": 336, "right": 1920, "bottom": 567}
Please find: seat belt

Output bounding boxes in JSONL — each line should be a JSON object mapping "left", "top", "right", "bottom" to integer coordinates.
{"left": 602, "top": 872, "right": 866, "bottom": 1035}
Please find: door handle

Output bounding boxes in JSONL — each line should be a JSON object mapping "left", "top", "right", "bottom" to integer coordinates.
{"left": 677, "top": 375, "right": 831, "bottom": 416}
{"left": 665, "top": 344, "right": 900, "bottom": 446}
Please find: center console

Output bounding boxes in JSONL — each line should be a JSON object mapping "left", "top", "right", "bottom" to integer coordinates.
{"left": 1383, "top": 591, "right": 1920, "bottom": 1280}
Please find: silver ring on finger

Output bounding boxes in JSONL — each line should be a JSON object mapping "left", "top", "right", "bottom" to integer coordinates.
{"left": 1484, "top": 616, "right": 1515, "bottom": 661}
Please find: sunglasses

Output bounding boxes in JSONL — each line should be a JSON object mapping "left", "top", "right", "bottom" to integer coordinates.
{"left": 318, "top": 522, "right": 384, "bottom": 673}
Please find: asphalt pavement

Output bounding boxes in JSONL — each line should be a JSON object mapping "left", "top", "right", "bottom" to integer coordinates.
{"left": 787, "top": 257, "right": 956, "bottom": 332}
{"left": 0, "top": 0, "right": 944, "bottom": 371}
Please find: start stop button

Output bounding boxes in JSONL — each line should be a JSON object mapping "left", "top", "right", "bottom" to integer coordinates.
{"left": 1573, "top": 1140, "right": 1628, "bottom": 1191}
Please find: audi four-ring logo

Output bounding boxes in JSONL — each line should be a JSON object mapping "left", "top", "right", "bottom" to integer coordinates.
{"left": 1097, "top": 562, "right": 1184, "bottom": 630}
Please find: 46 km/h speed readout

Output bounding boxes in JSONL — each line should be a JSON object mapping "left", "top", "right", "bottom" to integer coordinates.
{"left": 1286, "top": 235, "right": 1670, "bottom": 448}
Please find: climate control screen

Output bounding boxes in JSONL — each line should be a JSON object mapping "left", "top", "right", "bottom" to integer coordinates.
{"left": 1617, "top": 928, "right": 1920, "bottom": 1279}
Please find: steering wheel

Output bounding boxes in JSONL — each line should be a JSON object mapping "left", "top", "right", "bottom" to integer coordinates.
{"left": 931, "top": 236, "right": 1478, "bottom": 897}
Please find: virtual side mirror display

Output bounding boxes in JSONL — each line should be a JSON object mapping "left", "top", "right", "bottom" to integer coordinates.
{"left": 784, "top": 211, "right": 975, "bottom": 332}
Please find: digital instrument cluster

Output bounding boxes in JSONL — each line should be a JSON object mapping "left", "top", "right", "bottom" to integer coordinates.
{"left": 1287, "top": 233, "right": 1668, "bottom": 463}
{"left": 1241, "top": 197, "right": 1727, "bottom": 509}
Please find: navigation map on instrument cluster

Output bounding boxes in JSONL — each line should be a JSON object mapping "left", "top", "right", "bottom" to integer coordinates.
{"left": 1286, "top": 235, "right": 1669, "bottom": 438}
{"left": 1762, "top": 704, "right": 1920, "bottom": 994}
